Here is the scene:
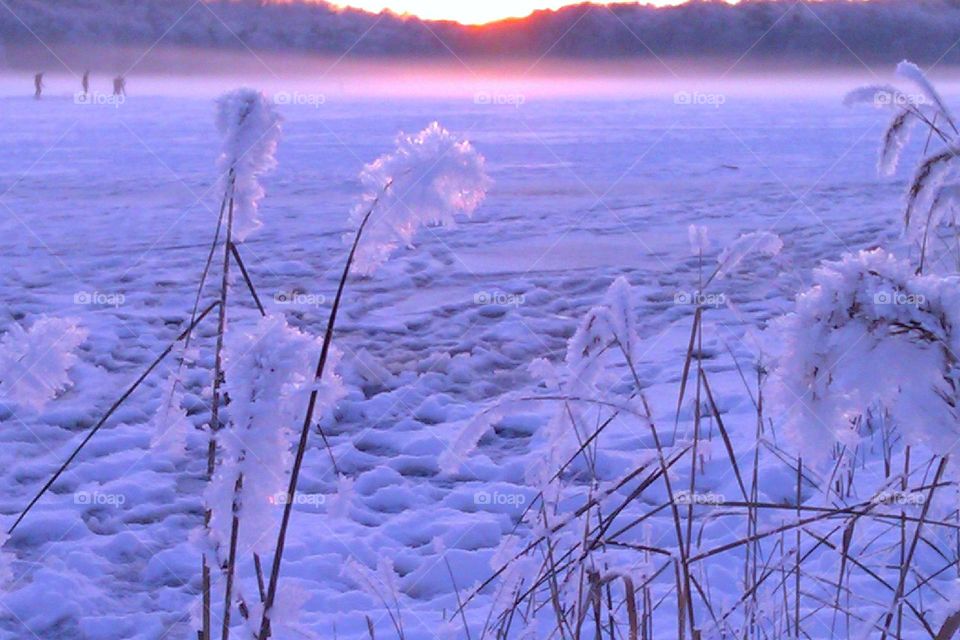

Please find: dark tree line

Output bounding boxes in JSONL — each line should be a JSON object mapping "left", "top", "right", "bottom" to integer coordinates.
{"left": 3, "top": 0, "right": 960, "bottom": 64}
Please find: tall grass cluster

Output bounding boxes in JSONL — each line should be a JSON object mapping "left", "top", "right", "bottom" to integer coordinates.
{"left": 3, "top": 89, "right": 490, "bottom": 639}
{"left": 432, "top": 61, "right": 960, "bottom": 640}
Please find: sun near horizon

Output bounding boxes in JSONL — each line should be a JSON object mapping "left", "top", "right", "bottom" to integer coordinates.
{"left": 328, "top": 0, "right": 729, "bottom": 25}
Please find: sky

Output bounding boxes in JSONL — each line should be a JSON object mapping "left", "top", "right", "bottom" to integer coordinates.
{"left": 329, "top": 0, "right": 701, "bottom": 25}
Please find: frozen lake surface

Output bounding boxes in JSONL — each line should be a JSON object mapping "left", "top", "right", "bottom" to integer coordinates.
{"left": 0, "top": 85, "right": 932, "bottom": 638}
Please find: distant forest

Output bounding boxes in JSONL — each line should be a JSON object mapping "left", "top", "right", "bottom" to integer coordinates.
{"left": 2, "top": 0, "right": 960, "bottom": 65}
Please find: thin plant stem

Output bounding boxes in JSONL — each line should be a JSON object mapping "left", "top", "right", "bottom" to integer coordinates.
{"left": 221, "top": 472, "right": 243, "bottom": 640}
{"left": 795, "top": 458, "right": 802, "bottom": 639}
{"left": 617, "top": 340, "right": 697, "bottom": 636}
{"left": 206, "top": 172, "right": 236, "bottom": 640}
{"left": 219, "top": 242, "right": 267, "bottom": 640}
{"left": 880, "top": 456, "right": 948, "bottom": 639}
{"left": 229, "top": 243, "right": 266, "bottom": 316}
{"left": 257, "top": 186, "right": 390, "bottom": 639}
{"left": 208, "top": 171, "right": 235, "bottom": 477}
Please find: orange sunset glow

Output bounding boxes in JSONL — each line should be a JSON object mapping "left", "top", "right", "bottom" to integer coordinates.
{"left": 329, "top": 0, "right": 713, "bottom": 25}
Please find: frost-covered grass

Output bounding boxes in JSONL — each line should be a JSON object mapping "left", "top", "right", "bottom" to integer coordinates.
{"left": 434, "top": 62, "right": 960, "bottom": 640}
{"left": 0, "top": 88, "right": 492, "bottom": 639}
{"left": 3, "top": 74, "right": 960, "bottom": 640}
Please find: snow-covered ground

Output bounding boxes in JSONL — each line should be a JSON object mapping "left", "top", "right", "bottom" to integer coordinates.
{"left": 0, "top": 79, "right": 937, "bottom": 638}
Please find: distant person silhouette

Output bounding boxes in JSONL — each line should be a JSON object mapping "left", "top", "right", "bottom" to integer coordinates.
{"left": 82, "top": 70, "right": 90, "bottom": 96}
{"left": 34, "top": 72, "right": 44, "bottom": 99}
{"left": 112, "top": 75, "right": 126, "bottom": 97}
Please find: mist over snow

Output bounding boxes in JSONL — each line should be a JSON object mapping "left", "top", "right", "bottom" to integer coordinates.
{"left": 4, "top": 0, "right": 960, "bottom": 67}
